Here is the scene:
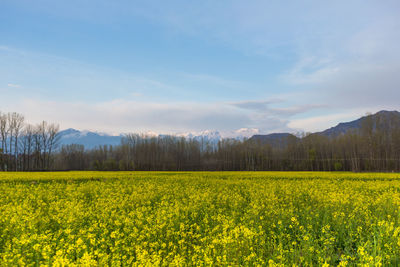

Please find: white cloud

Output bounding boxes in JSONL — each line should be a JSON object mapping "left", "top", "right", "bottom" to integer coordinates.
{"left": 7, "top": 83, "right": 21, "bottom": 88}
{"left": 281, "top": 56, "right": 340, "bottom": 85}
{"left": 230, "top": 99, "right": 281, "bottom": 111}
{"left": 231, "top": 100, "right": 324, "bottom": 117}
{"left": 20, "top": 1, "right": 392, "bottom": 57}
{"left": 6, "top": 97, "right": 396, "bottom": 136}
{"left": 4, "top": 98, "right": 256, "bottom": 134}
{"left": 279, "top": 6, "right": 400, "bottom": 113}
{"left": 2, "top": 1, "right": 400, "bottom": 135}
{"left": 3, "top": 97, "right": 325, "bottom": 135}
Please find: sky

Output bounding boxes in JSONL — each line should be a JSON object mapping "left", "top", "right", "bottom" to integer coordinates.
{"left": 1, "top": 0, "right": 400, "bottom": 136}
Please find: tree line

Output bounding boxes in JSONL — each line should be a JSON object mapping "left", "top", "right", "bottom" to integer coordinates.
{"left": 2, "top": 110, "right": 400, "bottom": 172}
{"left": 0, "top": 111, "right": 60, "bottom": 171}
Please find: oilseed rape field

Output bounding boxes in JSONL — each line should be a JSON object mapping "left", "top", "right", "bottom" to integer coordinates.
{"left": 2, "top": 172, "right": 400, "bottom": 266}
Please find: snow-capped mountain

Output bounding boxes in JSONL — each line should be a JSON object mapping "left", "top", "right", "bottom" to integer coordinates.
{"left": 58, "top": 129, "right": 226, "bottom": 149}
{"left": 179, "top": 128, "right": 259, "bottom": 141}
{"left": 178, "top": 130, "right": 222, "bottom": 145}
{"left": 56, "top": 111, "right": 400, "bottom": 150}
{"left": 224, "top": 128, "right": 260, "bottom": 139}
{"left": 58, "top": 128, "right": 260, "bottom": 150}
{"left": 58, "top": 128, "right": 123, "bottom": 149}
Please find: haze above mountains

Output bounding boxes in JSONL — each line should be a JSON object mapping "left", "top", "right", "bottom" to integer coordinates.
{"left": 59, "top": 110, "right": 400, "bottom": 149}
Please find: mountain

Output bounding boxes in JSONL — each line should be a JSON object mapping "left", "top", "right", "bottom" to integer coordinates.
{"left": 180, "top": 129, "right": 260, "bottom": 145}
{"left": 318, "top": 110, "right": 400, "bottom": 137}
{"left": 179, "top": 130, "right": 222, "bottom": 145}
{"left": 246, "top": 110, "right": 400, "bottom": 146}
{"left": 58, "top": 129, "right": 225, "bottom": 150}
{"left": 58, "top": 128, "right": 123, "bottom": 149}
{"left": 57, "top": 110, "right": 400, "bottom": 150}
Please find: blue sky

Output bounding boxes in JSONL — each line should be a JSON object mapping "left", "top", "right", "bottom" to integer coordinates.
{"left": 1, "top": 0, "right": 400, "bottom": 135}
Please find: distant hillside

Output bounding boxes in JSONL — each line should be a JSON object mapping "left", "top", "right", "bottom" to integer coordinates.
{"left": 58, "top": 129, "right": 123, "bottom": 149}
{"left": 58, "top": 110, "right": 400, "bottom": 149}
{"left": 318, "top": 110, "right": 400, "bottom": 137}
{"left": 247, "top": 110, "right": 400, "bottom": 144}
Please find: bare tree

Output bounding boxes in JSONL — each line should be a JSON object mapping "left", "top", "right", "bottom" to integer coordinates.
{"left": 33, "top": 124, "right": 43, "bottom": 170}
{"left": 12, "top": 113, "right": 24, "bottom": 171}
{"left": 19, "top": 124, "right": 35, "bottom": 171}
{"left": 0, "top": 112, "right": 10, "bottom": 170}
{"left": 7, "top": 113, "right": 15, "bottom": 161}
{"left": 47, "top": 123, "right": 60, "bottom": 169}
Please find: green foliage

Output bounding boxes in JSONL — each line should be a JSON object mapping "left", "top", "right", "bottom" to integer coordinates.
{"left": 308, "top": 148, "right": 317, "bottom": 161}
{"left": 334, "top": 162, "right": 343, "bottom": 171}
{"left": 104, "top": 158, "right": 118, "bottom": 171}
{"left": 92, "top": 160, "right": 102, "bottom": 171}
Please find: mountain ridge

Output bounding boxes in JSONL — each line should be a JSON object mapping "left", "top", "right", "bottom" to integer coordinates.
{"left": 58, "top": 110, "right": 400, "bottom": 149}
{"left": 248, "top": 110, "right": 400, "bottom": 144}
{"left": 318, "top": 110, "right": 400, "bottom": 137}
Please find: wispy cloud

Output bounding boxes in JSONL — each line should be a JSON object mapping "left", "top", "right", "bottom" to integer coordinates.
{"left": 230, "top": 99, "right": 324, "bottom": 117}
{"left": 0, "top": 46, "right": 257, "bottom": 103}
{"left": 1, "top": 1, "right": 400, "bottom": 135}
{"left": 230, "top": 99, "right": 282, "bottom": 111}
{"left": 5, "top": 98, "right": 299, "bottom": 134}
{"left": 281, "top": 56, "right": 340, "bottom": 85}
{"left": 7, "top": 83, "right": 21, "bottom": 88}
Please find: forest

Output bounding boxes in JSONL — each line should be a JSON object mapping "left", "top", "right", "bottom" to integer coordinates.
{"left": 1, "top": 110, "right": 400, "bottom": 172}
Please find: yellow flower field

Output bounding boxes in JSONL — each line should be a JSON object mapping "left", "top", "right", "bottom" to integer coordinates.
{"left": 1, "top": 171, "right": 400, "bottom": 266}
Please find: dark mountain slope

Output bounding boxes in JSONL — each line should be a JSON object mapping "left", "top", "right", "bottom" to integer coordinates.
{"left": 248, "top": 110, "right": 400, "bottom": 143}
{"left": 318, "top": 110, "right": 400, "bottom": 137}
